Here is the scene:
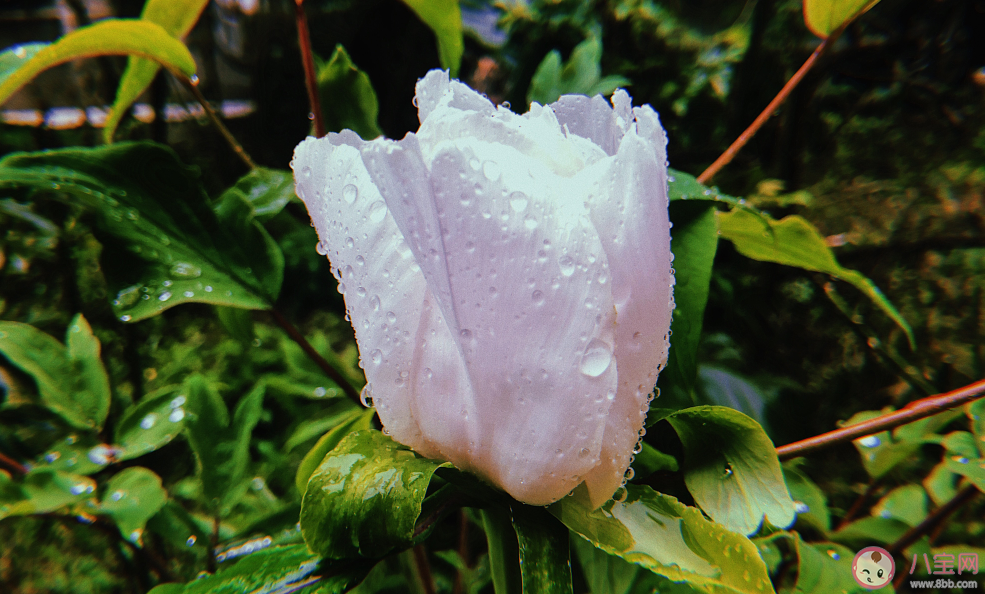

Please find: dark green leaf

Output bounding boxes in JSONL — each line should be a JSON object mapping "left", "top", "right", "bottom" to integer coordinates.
{"left": 571, "top": 537, "right": 640, "bottom": 594}
{"left": 399, "top": 0, "right": 463, "bottom": 77}
{"left": 0, "top": 315, "right": 109, "bottom": 430}
{"left": 512, "top": 505, "right": 572, "bottom": 594}
{"left": 551, "top": 484, "right": 772, "bottom": 594}
{"left": 665, "top": 406, "right": 795, "bottom": 535}
{"left": 34, "top": 432, "right": 116, "bottom": 476}
{"left": 803, "top": 0, "right": 881, "bottom": 38}
{"left": 115, "top": 385, "right": 187, "bottom": 461}
{"left": 831, "top": 516, "right": 910, "bottom": 548}
{"left": 316, "top": 45, "right": 383, "bottom": 140}
{"left": 666, "top": 169, "right": 739, "bottom": 204}
{"left": 657, "top": 201, "right": 718, "bottom": 408}
{"left": 792, "top": 538, "right": 885, "bottom": 594}
{"left": 104, "top": 0, "right": 210, "bottom": 143}
{"left": 300, "top": 429, "right": 448, "bottom": 559}
{"left": 147, "top": 544, "right": 371, "bottom": 594}
{"left": 0, "top": 20, "right": 196, "bottom": 107}
{"left": 3, "top": 469, "right": 98, "bottom": 518}
{"left": 923, "top": 460, "right": 960, "bottom": 507}
{"left": 223, "top": 381, "right": 266, "bottom": 506}
{"left": 695, "top": 366, "right": 773, "bottom": 428}
{"left": 481, "top": 506, "right": 522, "bottom": 594}
{"left": 870, "top": 484, "right": 927, "bottom": 527}
{"left": 528, "top": 38, "right": 628, "bottom": 105}
{"left": 629, "top": 442, "right": 679, "bottom": 481}
{"left": 215, "top": 168, "right": 297, "bottom": 222}
{"left": 146, "top": 500, "right": 210, "bottom": 551}
{"left": 100, "top": 467, "right": 168, "bottom": 544}
{"left": 783, "top": 463, "right": 830, "bottom": 533}
{"left": 846, "top": 409, "right": 960, "bottom": 479}
{"left": 183, "top": 374, "right": 229, "bottom": 504}
{"left": 716, "top": 208, "right": 914, "bottom": 348}
{"left": 0, "top": 142, "right": 283, "bottom": 322}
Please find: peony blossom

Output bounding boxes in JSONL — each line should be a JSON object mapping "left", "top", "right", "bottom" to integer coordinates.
{"left": 292, "top": 70, "right": 674, "bottom": 507}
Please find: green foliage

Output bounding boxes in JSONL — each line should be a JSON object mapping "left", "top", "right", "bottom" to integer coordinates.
{"left": 527, "top": 37, "right": 629, "bottom": 106}
{"left": 802, "top": 0, "right": 881, "bottom": 38}
{"left": 511, "top": 506, "right": 572, "bottom": 594}
{"left": 399, "top": 0, "right": 464, "bottom": 77}
{"left": 0, "top": 20, "right": 196, "bottom": 107}
{"left": 99, "top": 466, "right": 168, "bottom": 543}
{"left": 316, "top": 46, "right": 383, "bottom": 140}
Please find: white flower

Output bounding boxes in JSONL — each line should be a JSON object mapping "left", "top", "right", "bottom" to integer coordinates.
{"left": 292, "top": 70, "right": 674, "bottom": 507}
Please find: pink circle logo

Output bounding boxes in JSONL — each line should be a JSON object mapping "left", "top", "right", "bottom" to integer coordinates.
{"left": 852, "top": 546, "right": 895, "bottom": 589}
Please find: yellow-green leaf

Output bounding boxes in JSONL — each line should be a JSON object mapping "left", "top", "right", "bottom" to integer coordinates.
{"left": 400, "top": 0, "right": 463, "bottom": 77}
{"left": 717, "top": 208, "right": 914, "bottom": 348}
{"left": 803, "top": 0, "right": 881, "bottom": 38}
{"left": 0, "top": 19, "right": 196, "bottom": 109}
{"left": 104, "top": 0, "right": 209, "bottom": 143}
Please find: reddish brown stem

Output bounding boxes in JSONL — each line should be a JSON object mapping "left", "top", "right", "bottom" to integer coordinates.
{"left": 268, "top": 308, "right": 363, "bottom": 406}
{"left": 888, "top": 484, "right": 979, "bottom": 575}
{"left": 835, "top": 479, "right": 879, "bottom": 530}
{"left": 176, "top": 73, "right": 257, "bottom": 170}
{"left": 295, "top": 0, "right": 325, "bottom": 138}
{"left": 697, "top": 29, "right": 843, "bottom": 185}
{"left": 413, "top": 544, "right": 437, "bottom": 594}
{"left": 777, "top": 378, "right": 985, "bottom": 461}
{"left": 452, "top": 509, "right": 470, "bottom": 594}
{"left": 0, "top": 450, "right": 28, "bottom": 475}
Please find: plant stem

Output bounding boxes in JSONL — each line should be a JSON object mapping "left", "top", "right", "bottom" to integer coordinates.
{"left": 208, "top": 513, "right": 221, "bottom": 574}
{"left": 887, "top": 484, "right": 979, "bottom": 559}
{"left": 268, "top": 308, "right": 363, "bottom": 406}
{"left": 413, "top": 544, "right": 437, "bottom": 594}
{"left": 453, "top": 509, "right": 470, "bottom": 594}
{"left": 0, "top": 450, "right": 27, "bottom": 475}
{"left": 777, "top": 378, "right": 985, "bottom": 461}
{"left": 835, "top": 478, "right": 879, "bottom": 530}
{"left": 696, "top": 28, "right": 843, "bottom": 185}
{"left": 294, "top": 0, "right": 326, "bottom": 138}
{"left": 176, "top": 73, "right": 257, "bottom": 170}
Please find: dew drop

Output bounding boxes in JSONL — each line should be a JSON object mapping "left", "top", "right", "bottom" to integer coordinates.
{"left": 315, "top": 240, "right": 329, "bottom": 255}
{"left": 524, "top": 215, "right": 538, "bottom": 230}
{"left": 186, "top": 535, "right": 197, "bottom": 547}
{"left": 579, "top": 339, "right": 613, "bottom": 377}
{"left": 386, "top": 311, "right": 397, "bottom": 324}
{"left": 313, "top": 386, "right": 327, "bottom": 397}
{"left": 110, "top": 490, "right": 125, "bottom": 502}
{"left": 356, "top": 255, "right": 365, "bottom": 266}
{"left": 370, "top": 295, "right": 381, "bottom": 311}
{"left": 509, "top": 191, "right": 528, "bottom": 212}
{"left": 559, "top": 255, "right": 576, "bottom": 277}
{"left": 371, "top": 349, "right": 383, "bottom": 365}
{"left": 360, "top": 384, "right": 374, "bottom": 408}
{"left": 120, "top": 315, "right": 132, "bottom": 322}
{"left": 342, "top": 184, "right": 359, "bottom": 204}
{"left": 952, "top": 455, "right": 970, "bottom": 464}
{"left": 794, "top": 501, "right": 810, "bottom": 514}
{"left": 170, "top": 262, "right": 202, "bottom": 278}
{"left": 857, "top": 435, "right": 881, "bottom": 448}
{"left": 158, "top": 291, "right": 172, "bottom": 302}
{"left": 369, "top": 201, "right": 388, "bottom": 223}
{"left": 356, "top": 286, "right": 367, "bottom": 297}
{"left": 612, "top": 486, "right": 628, "bottom": 503}
{"left": 531, "top": 290, "right": 545, "bottom": 306}
{"left": 169, "top": 408, "right": 185, "bottom": 423}
{"left": 140, "top": 413, "right": 157, "bottom": 429}
{"left": 624, "top": 467, "right": 635, "bottom": 481}
{"left": 345, "top": 237, "right": 354, "bottom": 249}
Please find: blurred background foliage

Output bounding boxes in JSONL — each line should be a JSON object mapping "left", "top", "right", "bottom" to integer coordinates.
{"left": 1, "top": 0, "right": 984, "bottom": 592}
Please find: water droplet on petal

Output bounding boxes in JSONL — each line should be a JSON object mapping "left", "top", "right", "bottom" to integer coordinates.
{"left": 531, "top": 290, "right": 545, "bottom": 306}
{"left": 509, "top": 191, "right": 528, "bottom": 212}
{"left": 360, "top": 384, "right": 374, "bottom": 408}
{"left": 579, "top": 339, "right": 612, "bottom": 377}
{"left": 369, "top": 201, "right": 387, "bottom": 223}
{"left": 386, "top": 311, "right": 397, "bottom": 324}
{"left": 342, "top": 184, "right": 359, "bottom": 204}
{"left": 559, "top": 256, "right": 575, "bottom": 277}
{"left": 371, "top": 349, "right": 383, "bottom": 365}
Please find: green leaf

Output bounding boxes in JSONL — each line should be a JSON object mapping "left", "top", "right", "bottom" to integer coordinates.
{"left": 4, "top": 469, "right": 98, "bottom": 518}
{"left": 146, "top": 500, "right": 210, "bottom": 551}
{"left": 803, "top": 0, "right": 881, "bottom": 38}
{"left": 0, "top": 316, "right": 109, "bottom": 430}
{"left": 665, "top": 406, "right": 795, "bottom": 535}
{"left": 512, "top": 505, "right": 572, "bottom": 594}
{"left": 223, "top": 381, "right": 266, "bottom": 506}
{"left": 831, "top": 516, "right": 910, "bottom": 548}
{"left": 104, "top": 0, "right": 210, "bottom": 143}
{"left": 782, "top": 463, "right": 830, "bottom": 533}
{"left": 630, "top": 442, "right": 679, "bottom": 480}
{"left": 870, "top": 484, "right": 927, "bottom": 527}
{"left": 34, "top": 433, "right": 118, "bottom": 476}
{"left": 0, "top": 20, "right": 196, "bottom": 108}
{"left": 481, "top": 507, "right": 522, "bottom": 594}
{"left": 316, "top": 45, "right": 383, "bottom": 140}
{"left": 527, "top": 38, "right": 629, "bottom": 106}
{"left": 667, "top": 169, "right": 740, "bottom": 205}
{"left": 100, "top": 467, "right": 167, "bottom": 544}
{"left": 300, "top": 429, "right": 448, "bottom": 559}
{"left": 550, "top": 484, "right": 773, "bottom": 594}
{"left": 572, "top": 536, "right": 640, "bottom": 594}
{"left": 148, "top": 544, "right": 372, "bottom": 594}
{"left": 115, "top": 385, "right": 187, "bottom": 461}
{"left": 792, "top": 538, "right": 886, "bottom": 594}
{"left": 295, "top": 407, "right": 374, "bottom": 494}
{"left": 399, "top": 0, "right": 463, "bottom": 77}
{"left": 846, "top": 408, "right": 960, "bottom": 479}
{"left": 182, "top": 375, "right": 228, "bottom": 501}
{"left": 716, "top": 208, "right": 915, "bottom": 349}
{"left": 0, "top": 43, "right": 47, "bottom": 85}
{"left": 0, "top": 142, "right": 283, "bottom": 322}
{"left": 215, "top": 168, "right": 297, "bottom": 223}
{"left": 967, "top": 398, "right": 985, "bottom": 454}
{"left": 657, "top": 201, "right": 718, "bottom": 408}
{"left": 923, "top": 460, "right": 960, "bottom": 507}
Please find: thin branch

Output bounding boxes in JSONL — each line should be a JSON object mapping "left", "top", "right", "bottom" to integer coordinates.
{"left": 268, "top": 308, "right": 363, "bottom": 406}
{"left": 175, "top": 73, "right": 257, "bottom": 170}
{"left": 697, "top": 28, "right": 844, "bottom": 185}
{"left": 887, "top": 484, "right": 979, "bottom": 558}
{"left": 0, "top": 451, "right": 28, "bottom": 475}
{"left": 777, "top": 378, "right": 985, "bottom": 461}
{"left": 413, "top": 544, "right": 437, "bottom": 594}
{"left": 294, "top": 0, "right": 326, "bottom": 138}
{"left": 452, "top": 509, "right": 470, "bottom": 594}
{"left": 835, "top": 478, "right": 879, "bottom": 530}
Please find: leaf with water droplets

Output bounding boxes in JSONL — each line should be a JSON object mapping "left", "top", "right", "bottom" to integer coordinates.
{"left": 315, "top": 45, "right": 382, "bottom": 140}
{"left": 941, "top": 430, "right": 985, "bottom": 492}
{"left": 99, "top": 466, "right": 167, "bottom": 544}
{"left": 656, "top": 201, "right": 719, "bottom": 410}
{"left": 295, "top": 408, "right": 375, "bottom": 495}
{"left": 0, "top": 142, "right": 283, "bottom": 322}
{"left": 664, "top": 406, "right": 795, "bottom": 535}
{"left": 300, "top": 429, "right": 449, "bottom": 559}
{"left": 666, "top": 168, "right": 740, "bottom": 204}
{"left": 870, "top": 484, "right": 928, "bottom": 527}
{"left": 102, "top": 0, "right": 209, "bottom": 143}
{"left": 0, "top": 469, "right": 97, "bottom": 520}
{"left": 0, "top": 314, "right": 109, "bottom": 431}
{"left": 146, "top": 544, "right": 372, "bottom": 594}
{"left": 214, "top": 167, "right": 298, "bottom": 223}
{"left": 716, "top": 207, "right": 914, "bottom": 349}
{"left": 782, "top": 462, "right": 831, "bottom": 534}
{"left": 0, "top": 43, "right": 47, "bottom": 87}
{"left": 551, "top": 483, "right": 773, "bottom": 594}
{"left": 115, "top": 385, "right": 187, "bottom": 461}
{"left": 844, "top": 408, "right": 960, "bottom": 479}
{"left": 512, "top": 505, "right": 573, "bottom": 594}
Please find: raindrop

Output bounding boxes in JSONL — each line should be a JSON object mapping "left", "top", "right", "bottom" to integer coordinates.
{"left": 342, "top": 184, "right": 359, "bottom": 204}
{"left": 624, "top": 467, "right": 635, "bottom": 481}
{"left": 723, "top": 464, "right": 734, "bottom": 477}
{"left": 345, "top": 237, "right": 354, "bottom": 248}
{"left": 70, "top": 484, "right": 89, "bottom": 495}
{"left": 110, "top": 490, "right": 125, "bottom": 502}
{"left": 952, "top": 455, "right": 969, "bottom": 464}
{"left": 158, "top": 291, "right": 172, "bottom": 302}
{"left": 45, "top": 452, "right": 60, "bottom": 463}
{"left": 120, "top": 315, "right": 132, "bottom": 322}
{"left": 531, "top": 290, "right": 545, "bottom": 306}
{"left": 857, "top": 435, "right": 881, "bottom": 448}
{"left": 356, "top": 255, "right": 365, "bottom": 266}
{"left": 190, "top": 74, "right": 200, "bottom": 86}
{"left": 524, "top": 215, "right": 538, "bottom": 230}
{"left": 369, "top": 201, "right": 388, "bottom": 223}
{"left": 356, "top": 286, "right": 367, "bottom": 297}
{"left": 313, "top": 387, "right": 327, "bottom": 397}
{"left": 360, "top": 384, "right": 374, "bottom": 408}
{"left": 162, "top": 280, "right": 173, "bottom": 287}
{"left": 579, "top": 339, "right": 613, "bottom": 377}
{"left": 140, "top": 414, "right": 157, "bottom": 429}
{"left": 509, "top": 192, "right": 528, "bottom": 212}
{"left": 386, "top": 311, "right": 397, "bottom": 324}
{"left": 315, "top": 240, "right": 329, "bottom": 255}
{"left": 794, "top": 501, "right": 810, "bottom": 514}
{"left": 170, "top": 262, "right": 202, "bottom": 278}
{"left": 559, "top": 255, "right": 576, "bottom": 277}
{"left": 205, "top": 286, "right": 213, "bottom": 293}
{"left": 371, "top": 349, "right": 383, "bottom": 365}
{"left": 169, "top": 408, "right": 185, "bottom": 423}
{"left": 612, "top": 486, "right": 628, "bottom": 503}
{"left": 370, "top": 295, "right": 381, "bottom": 311}
{"left": 186, "top": 536, "right": 197, "bottom": 547}
{"left": 171, "top": 396, "right": 186, "bottom": 408}
{"left": 184, "top": 291, "right": 194, "bottom": 297}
